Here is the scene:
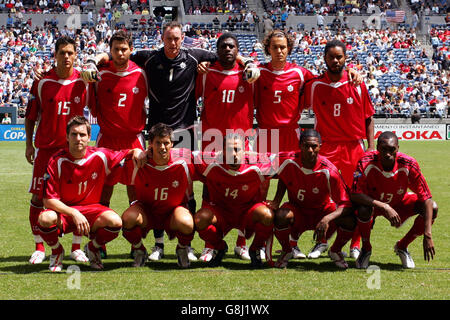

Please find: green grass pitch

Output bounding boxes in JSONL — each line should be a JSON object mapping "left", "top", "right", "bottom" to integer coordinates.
{"left": 0, "top": 141, "right": 448, "bottom": 300}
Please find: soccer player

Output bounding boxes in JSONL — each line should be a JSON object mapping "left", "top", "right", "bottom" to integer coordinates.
{"left": 255, "top": 31, "right": 363, "bottom": 260}
{"left": 36, "top": 116, "right": 143, "bottom": 271}
{"left": 303, "top": 39, "right": 375, "bottom": 259}
{"left": 270, "top": 129, "right": 356, "bottom": 269}
{"left": 195, "top": 33, "right": 259, "bottom": 261}
{"left": 119, "top": 123, "right": 197, "bottom": 268}
{"left": 25, "top": 36, "right": 92, "bottom": 265}
{"left": 193, "top": 133, "right": 275, "bottom": 268}
{"left": 351, "top": 131, "right": 437, "bottom": 269}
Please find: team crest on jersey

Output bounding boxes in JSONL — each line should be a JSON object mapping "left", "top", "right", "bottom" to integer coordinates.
{"left": 397, "top": 188, "right": 404, "bottom": 195}
{"left": 347, "top": 97, "right": 354, "bottom": 104}
{"left": 312, "top": 187, "right": 319, "bottom": 194}
{"left": 353, "top": 171, "right": 362, "bottom": 178}
{"left": 132, "top": 87, "right": 139, "bottom": 94}
{"left": 238, "top": 86, "right": 244, "bottom": 93}
{"left": 172, "top": 180, "right": 179, "bottom": 188}
{"left": 91, "top": 172, "right": 98, "bottom": 180}
{"left": 74, "top": 96, "right": 80, "bottom": 104}
{"left": 242, "top": 185, "right": 248, "bottom": 191}
{"left": 287, "top": 85, "right": 294, "bottom": 92}
{"left": 180, "top": 62, "right": 186, "bottom": 69}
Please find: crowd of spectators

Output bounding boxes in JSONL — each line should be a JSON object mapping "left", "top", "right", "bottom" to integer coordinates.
{"left": 408, "top": 0, "right": 449, "bottom": 16}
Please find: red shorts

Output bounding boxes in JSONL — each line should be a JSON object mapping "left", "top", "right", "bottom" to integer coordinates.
{"left": 134, "top": 201, "right": 189, "bottom": 241}
{"left": 201, "top": 201, "right": 266, "bottom": 238}
{"left": 373, "top": 193, "right": 420, "bottom": 225}
{"left": 29, "top": 147, "right": 61, "bottom": 197}
{"left": 255, "top": 127, "right": 300, "bottom": 153}
{"left": 41, "top": 203, "right": 112, "bottom": 235}
{"left": 96, "top": 132, "right": 145, "bottom": 151}
{"left": 281, "top": 201, "right": 336, "bottom": 237}
{"left": 320, "top": 139, "right": 366, "bottom": 187}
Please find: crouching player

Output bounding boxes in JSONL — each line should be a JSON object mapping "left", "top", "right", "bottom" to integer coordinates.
{"left": 351, "top": 131, "right": 437, "bottom": 269}
{"left": 194, "top": 133, "right": 275, "bottom": 268}
{"left": 270, "top": 129, "right": 356, "bottom": 269}
{"left": 37, "top": 116, "right": 144, "bottom": 271}
{"left": 120, "top": 123, "right": 196, "bottom": 268}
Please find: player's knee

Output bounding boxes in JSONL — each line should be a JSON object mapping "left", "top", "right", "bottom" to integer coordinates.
{"left": 274, "top": 208, "right": 293, "bottom": 229}
{"left": 338, "top": 214, "right": 356, "bottom": 231}
{"left": 38, "top": 210, "right": 57, "bottom": 228}
{"left": 194, "top": 209, "right": 213, "bottom": 230}
{"left": 102, "top": 211, "right": 122, "bottom": 229}
{"left": 174, "top": 211, "right": 195, "bottom": 234}
{"left": 356, "top": 205, "right": 372, "bottom": 222}
{"left": 254, "top": 205, "right": 274, "bottom": 226}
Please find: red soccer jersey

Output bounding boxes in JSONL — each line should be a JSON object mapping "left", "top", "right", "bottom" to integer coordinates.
{"left": 121, "top": 148, "right": 196, "bottom": 215}
{"left": 352, "top": 151, "right": 432, "bottom": 206}
{"left": 194, "top": 151, "right": 275, "bottom": 214}
{"left": 277, "top": 151, "right": 351, "bottom": 210}
{"left": 196, "top": 62, "right": 254, "bottom": 135}
{"left": 92, "top": 60, "right": 148, "bottom": 137}
{"left": 303, "top": 70, "right": 374, "bottom": 142}
{"left": 43, "top": 147, "right": 130, "bottom": 206}
{"left": 256, "top": 62, "right": 313, "bottom": 129}
{"left": 26, "top": 69, "right": 91, "bottom": 149}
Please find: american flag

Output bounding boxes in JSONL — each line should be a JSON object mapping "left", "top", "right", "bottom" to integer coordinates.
{"left": 183, "top": 36, "right": 203, "bottom": 48}
{"left": 84, "top": 107, "right": 97, "bottom": 124}
{"left": 386, "top": 10, "right": 405, "bottom": 23}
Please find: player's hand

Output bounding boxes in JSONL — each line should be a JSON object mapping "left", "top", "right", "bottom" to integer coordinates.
{"left": 72, "top": 209, "right": 90, "bottom": 236}
{"left": 423, "top": 235, "right": 435, "bottom": 262}
{"left": 264, "top": 200, "right": 280, "bottom": 211}
{"left": 243, "top": 62, "right": 260, "bottom": 83}
{"left": 25, "top": 144, "right": 35, "bottom": 164}
{"left": 383, "top": 204, "right": 401, "bottom": 227}
{"left": 347, "top": 67, "right": 363, "bottom": 86}
{"left": 81, "top": 60, "right": 100, "bottom": 82}
{"left": 314, "top": 218, "right": 329, "bottom": 242}
{"left": 197, "top": 61, "right": 210, "bottom": 74}
{"left": 132, "top": 149, "right": 146, "bottom": 168}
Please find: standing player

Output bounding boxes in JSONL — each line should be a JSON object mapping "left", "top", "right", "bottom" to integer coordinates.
{"left": 303, "top": 39, "right": 375, "bottom": 259}
{"left": 120, "top": 123, "right": 196, "bottom": 268}
{"left": 193, "top": 133, "right": 275, "bottom": 268}
{"left": 270, "top": 129, "right": 356, "bottom": 269}
{"left": 351, "top": 131, "right": 437, "bottom": 269}
{"left": 255, "top": 31, "right": 363, "bottom": 259}
{"left": 36, "top": 116, "right": 143, "bottom": 271}
{"left": 25, "top": 36, "right": 92, "bottom": 265}
{"left": 195, "top": 33, "right": 258, "bottom": 261}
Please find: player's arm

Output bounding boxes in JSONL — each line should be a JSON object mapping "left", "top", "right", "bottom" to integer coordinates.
{"left": 24, "top": 117, "right": 36, "bottom": 164}
{"left": 314, "top": 205, "right": 346, "bottom": 242}
{"left": 351, "top": 192, "right": 401, "bottom": 227}
{"left": 43, "top": 198, "right": 90, "bottom": 236}
{"left": 267, "top": 179, "right": 287, "bottom": 211}
{"left": 422, "top": 198, "right": 435, "bottom": 261}
{"left": 346, "top": 67, "right": 363, "bottom": 85}
{"left": 365, "top": 115, "right": 375, "bottom": 151}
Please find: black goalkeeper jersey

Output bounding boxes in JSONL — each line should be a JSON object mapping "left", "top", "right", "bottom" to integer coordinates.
{"left": 130, "top": 47, "right": 217, "bottom": 130}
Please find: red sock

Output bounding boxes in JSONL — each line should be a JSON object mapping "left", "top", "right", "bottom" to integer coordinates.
{"left": 123, "top": 226, "right": 144, "bottom": 249}
{"left": 249, "top": 222, "right": 273, "bottom": 251}
{"left": 289, "top": 234, "right": 298, "bottom": 248}
{"left": 71, "top": 233, "right": 82, "bottom": 251}
{"left": 30, "top": 203, "right": 45, "bottom": 251}
{"left": 198, "top": 225, "right": 223, "bottom": 249}
{"left": 235, "top": 234, "right": 246, "bottom": 247}
{"left": 397, "top": 215, "right": 428, "bottom": 250}
{"left": 274, "top": 227, "right": 292, "bottom": 253}
{"left": 38, "top": 224, "right": 60, "bottom": 254}
{"left": 330, "top": 228, "right": 354, "bottom": 253}
{"left": 176, "top": 231, "right": 194, "bottom": 247}
{"left": 357, "top": 217, "right": 373, "bottom": 251}
{"left": 350, "top": 226, "right": 361, "bottom": 249}
{"left": 91, "top": 227, "right": 121, "bottom": 250}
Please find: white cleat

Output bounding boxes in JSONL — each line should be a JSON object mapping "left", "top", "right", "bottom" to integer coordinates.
{"left": 176, "top": 246, "right": 191, "bottom": 268}
{"left": 199, "top": 247, "right": 215, "bottom": 262}
{"left": 307, "top": 243, "right": 329, "bottom": 259}
{"left": 394, "top": 242, "right": 415, "bottom": 269}
{"left": 328, "top": 250, "right": 348, "bottom": 269}
{"left": 355, "top": 249, "right": 372, "bottom": 269}
{"left": 275, "top": 251, "right": 293, "bottom": 268}
{"left": 187, "top": 246, "right": 198, "bottom": 262}
{"left": 350, "top": 247, "right": 361, "bottom": 259}
{"left": 259, "top": 247, "right": 266, "bottom": 261}
{"left": 84, "top": 244, "right": 104, "bottom": 270}
{"left": 292, "top": 246, "right": 307, "bottom": 259}
{"left": 132, "top": 249, "right": 148, "bottom": 267}
{"left": 234, "top": 245, "right": 251, "bottom": 260}
{"left": 29, "top": 250, "right": 46, "bottom": 264}
{"left": 49, "top": 248, "right": 65, "bottom": 272}
{"left": 148, "top": 246, "right": 164, "bottom": 261}
{"left": 70, "top": 249, "right": 89, "bottom": 262}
